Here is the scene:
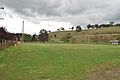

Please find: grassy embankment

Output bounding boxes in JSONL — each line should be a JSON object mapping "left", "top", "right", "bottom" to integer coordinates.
{"left": 49, "top": 27, "right": 120, "bottom": 43}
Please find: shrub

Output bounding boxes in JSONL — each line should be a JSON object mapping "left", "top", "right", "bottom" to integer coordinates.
{"left": 60, "top": 35, "right": 72, "bottom": 43}
{"left": 114, "top": 35, "right": 120, "bottom": 40}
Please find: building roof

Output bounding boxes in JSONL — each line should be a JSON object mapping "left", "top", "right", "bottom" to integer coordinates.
{"left": 109, "top": 40, "right": 120, "bottom": 43}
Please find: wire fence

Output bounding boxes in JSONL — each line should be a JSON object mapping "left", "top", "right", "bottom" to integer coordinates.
{"left": 0, "top": 38, "right": 16, "bottom": 49}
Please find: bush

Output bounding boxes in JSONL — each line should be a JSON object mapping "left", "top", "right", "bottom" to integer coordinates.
{"left": 60, "top": 35, "right": 72, "bottom": 43}
{"left": 70, "top": 37, "right": 76, "bottom": 43}
{"left": 114, "top": 35, "right": 120, "bottom": 40}
{"left": 23, "top": 34, "right": 32, "bottom": 42}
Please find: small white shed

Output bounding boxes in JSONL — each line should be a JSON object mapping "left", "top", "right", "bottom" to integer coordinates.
{"left": 109, "top": 40, "right": 120, "bottom": 44}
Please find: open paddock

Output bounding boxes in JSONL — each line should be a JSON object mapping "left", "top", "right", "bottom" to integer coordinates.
{"left": 0, "top": 43, "right": 120, "bottom": 80}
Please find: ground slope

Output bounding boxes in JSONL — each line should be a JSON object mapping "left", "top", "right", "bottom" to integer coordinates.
{"left": 49, "top": 27, "right": 120, "bottom": 43}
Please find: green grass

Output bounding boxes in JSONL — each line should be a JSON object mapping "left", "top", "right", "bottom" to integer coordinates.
{"left": 0, "top": 43, "right": 120, "bottom": 80}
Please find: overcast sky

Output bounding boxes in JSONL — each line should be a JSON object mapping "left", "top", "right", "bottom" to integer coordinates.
{"left": 0, "top": 0, "right": 120, "bottom": 34}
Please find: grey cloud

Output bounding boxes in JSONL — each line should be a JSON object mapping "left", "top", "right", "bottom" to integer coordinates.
{"left": 5, "top": 0, "right": 120, "bottom": 25}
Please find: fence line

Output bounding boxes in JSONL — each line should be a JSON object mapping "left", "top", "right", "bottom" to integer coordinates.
{"left": 0, "top": 38, "right": 17, "bottom": 49}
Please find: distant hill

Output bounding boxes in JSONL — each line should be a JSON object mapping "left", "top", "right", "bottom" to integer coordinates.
{"left": 49, "top": 27, "right": 120, "bottom": 43}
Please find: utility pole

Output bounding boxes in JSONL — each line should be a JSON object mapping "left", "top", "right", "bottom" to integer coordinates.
{"left": 22, "top": 21, "right": 24, "bottom": 34}
{"left": 21, "top": 21, "right": 25, "bottom": 42}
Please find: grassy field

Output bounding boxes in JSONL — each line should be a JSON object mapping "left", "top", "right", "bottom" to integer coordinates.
{"left": 0, "top": 43, "right": 120, "bottom": 80}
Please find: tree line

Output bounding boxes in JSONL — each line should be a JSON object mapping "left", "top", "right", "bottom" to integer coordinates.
{"left": 15, "top": 29, "right": 49, "bottom": 43}
{"left": 86, "top": 22, "right": 120, "bottom": 29}
{"left": 57, "top": 25, "right": 82, "bottom": 32}
{"left": 57, "top": 22, "right": 120, "bottom": 32}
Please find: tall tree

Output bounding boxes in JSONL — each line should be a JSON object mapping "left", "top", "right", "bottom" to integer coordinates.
{"left": 69, "top": 27, "right": 74, "bottom": 31}
{"left": 38, "top": 29, "right": 49, "bottom": 43}
{"left": 71, "top": 27, "right": 74, "bottom": 31}
{"left": 31, "top": 33, "right": 37, "bottom": 42}
{"left": 110, "top": 21, "right": 114, "bottom": 26}
{"left": 95, "top": 24, "right": 99, "bottom": 28}
{"left": 60, "top": 27, "right": 65, "bottom": 31}
{"left": 75, "top": 25, "right": 82, "bottom": 32}
{"left": 87, "top": 24, "right": 92, "bottom": 29}
{"left": 57, "top": 29, "right": 60, "bottom": 31}
{"left": 15, "top": 33, "right": 22, "bottom": 41}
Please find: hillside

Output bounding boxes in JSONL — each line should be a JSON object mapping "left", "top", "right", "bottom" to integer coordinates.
{"left": 49, "top": 27, "right": 120, "bottom": 43}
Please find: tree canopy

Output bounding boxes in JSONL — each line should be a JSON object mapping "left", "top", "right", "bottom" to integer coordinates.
{"left": 38, "top": 29, "right": 49, "bottom": 43}
{"left": 75, "top": 25, "right": 82, "bottom": 32}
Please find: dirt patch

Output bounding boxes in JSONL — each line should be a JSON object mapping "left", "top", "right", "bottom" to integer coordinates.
{"left": 87, "top": 68, "right": 120, "bottom": 80}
